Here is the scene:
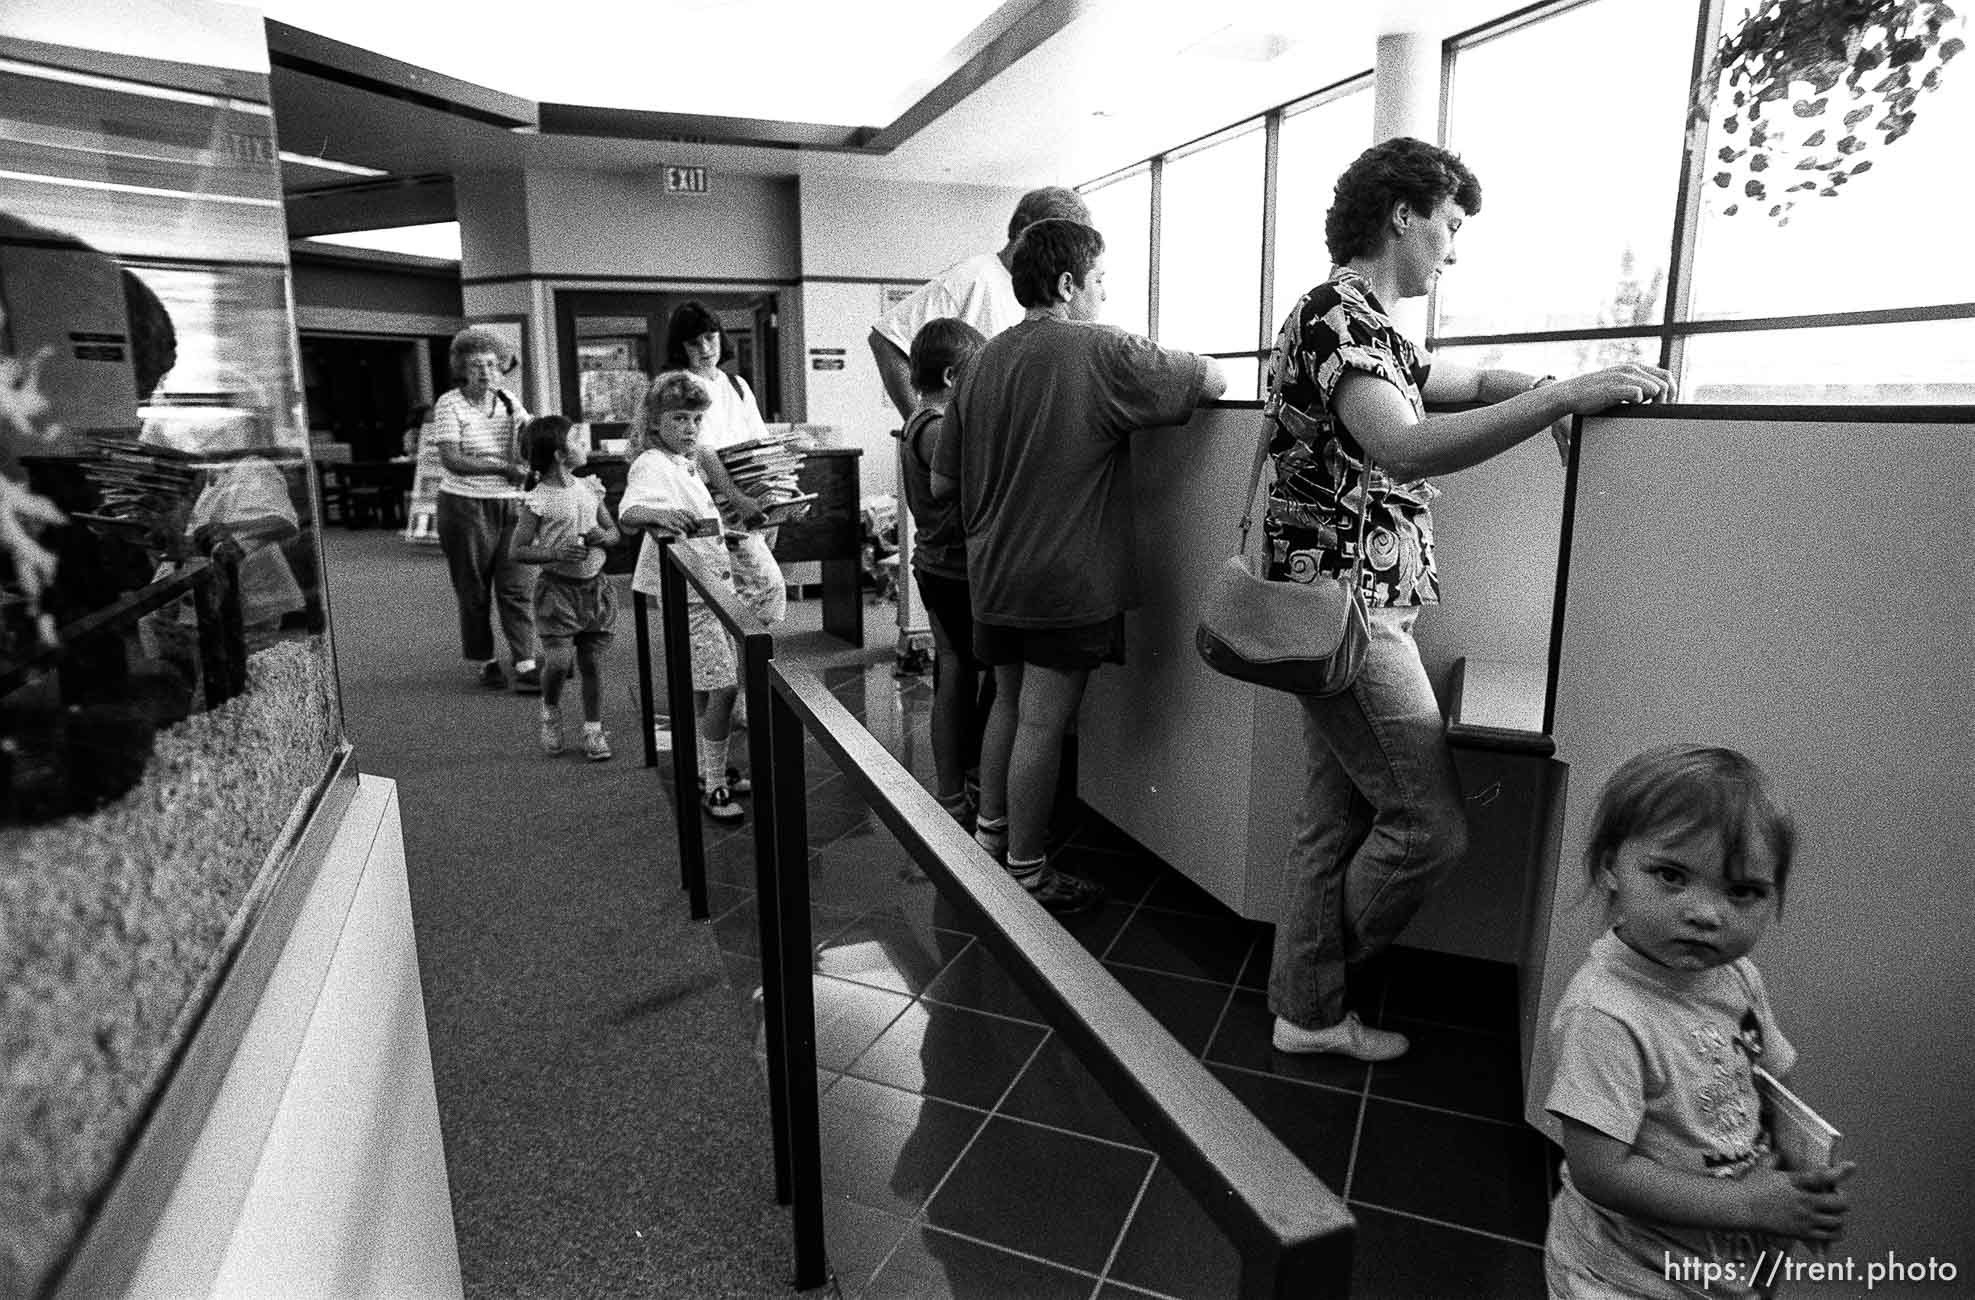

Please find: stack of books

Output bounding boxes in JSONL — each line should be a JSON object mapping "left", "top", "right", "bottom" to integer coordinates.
{"left": 74, "top": 436, "right": 202, "bottom": 556}
{"left": 715, "top": 434, "right": 816, "bottom": 528}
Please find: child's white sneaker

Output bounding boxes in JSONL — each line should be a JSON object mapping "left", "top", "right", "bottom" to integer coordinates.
{"left": 702, "top": 783, "right": 744, "bottom": 823}
{"left": 583, "top": 728, "right": 613, "bottom": 762}
{"left": 1271, "top": 1012, "right": 1408, "bottom": 1062}
{"left": 539, "top": 707, "right": 564, "bottom": 756}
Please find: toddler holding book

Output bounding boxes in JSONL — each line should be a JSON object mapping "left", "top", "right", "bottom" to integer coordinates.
{"left": 1542, "top": 745, "right": 1854, "bottom": 1298}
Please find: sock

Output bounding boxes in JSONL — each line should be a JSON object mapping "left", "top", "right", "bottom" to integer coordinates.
{"left": 582, "top": 721, "right": 602, "bottom": 736}
{"left": 541, "top": 703, "right": 560, "bottom": 720}
{"left": 1006, "top": 854, "right": 1047, "bottom": 887}
{"left": 515, "top": 658, "right": 537, "bottom": 673}
{"left": 700, "top": 732, "right": 731, "bottom": 789}
{"left": 974, "top": 814, "right": 1007, "bottom": 855}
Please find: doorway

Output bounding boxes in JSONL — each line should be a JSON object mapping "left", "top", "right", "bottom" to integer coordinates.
{"left": 553, "top": 289, "right": 781, "bottom": 440}
{"left": 298, "top": 334, "right": 429, "bottom": 460}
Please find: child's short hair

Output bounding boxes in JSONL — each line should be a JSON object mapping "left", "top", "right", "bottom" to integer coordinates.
{"left": 1010, "top": 218, "right": 1105, "bottom": 309}
{"left": 908, "top": 318, "right": 986, "bottom": 394}
{"left": 519, "top": 414, "right": 573, "bottom": 475}
{"left": 645, "top": 372, "right": 711, "bottom": 419}
{"left": 1585, "top": 744, "right": 1797, "bottom": 905}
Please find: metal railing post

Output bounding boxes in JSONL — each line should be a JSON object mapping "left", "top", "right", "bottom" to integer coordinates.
{"left": 769, "top": 676, "right": 826, "bottom": 1289}
{"left": 656, "top": 540, "right": 706, "bottom": 919}
{"left": 633, "top": 589, "right": 658, "bottom": 768}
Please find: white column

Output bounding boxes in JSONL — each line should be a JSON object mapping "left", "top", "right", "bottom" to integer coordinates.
{"left": 1373, "top": 30, "right": 1442, "bottom": 339}
{"left": 1373, "top": 30, "right": 1441, "bottom": 145}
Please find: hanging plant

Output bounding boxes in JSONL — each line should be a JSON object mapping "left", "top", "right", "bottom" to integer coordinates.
{"left": 1692, "top": 0, "right": 1965, "bottom": 224}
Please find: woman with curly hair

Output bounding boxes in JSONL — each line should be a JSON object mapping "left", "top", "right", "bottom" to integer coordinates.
{"left": 432, "top": 326, "right": 539, "bottom": 691}
{"left": 1263, "top": 137, "right": 1673, "bottom": 1062}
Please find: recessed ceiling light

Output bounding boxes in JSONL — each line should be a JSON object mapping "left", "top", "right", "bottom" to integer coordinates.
{"left": 278, "top": 150, "right": 388, "bottom": 178}
{"left": 1178, "top": 25, "right": 1296, "bottom": 62}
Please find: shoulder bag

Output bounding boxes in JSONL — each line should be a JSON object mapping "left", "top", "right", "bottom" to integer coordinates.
{"left": 1194, "top": 385, "right": 1372, "bottom": 697}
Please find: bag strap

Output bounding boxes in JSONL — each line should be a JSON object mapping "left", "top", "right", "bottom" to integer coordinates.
{"left": 1240, "top": 341, "right": 1374, "bottom": 595}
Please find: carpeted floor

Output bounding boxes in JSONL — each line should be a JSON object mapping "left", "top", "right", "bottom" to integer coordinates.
{"left": 324, "top": 528, "right": 809, "bottom": 1299}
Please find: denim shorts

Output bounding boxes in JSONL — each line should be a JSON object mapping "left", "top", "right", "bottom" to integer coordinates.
{"left": 535, "top": 571, "right": 617, "bottom": 647}
{"left": 973, "top": 614, "right": 1125, "bottom": 671}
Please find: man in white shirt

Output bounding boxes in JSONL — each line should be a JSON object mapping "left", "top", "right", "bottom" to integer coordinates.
{"left": 867, "top": 186, "right": 1092, "bottom": 419}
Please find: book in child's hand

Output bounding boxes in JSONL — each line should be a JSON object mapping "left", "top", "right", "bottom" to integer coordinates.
{"left": 684, "top": 515, "right": 723, "bottom": 538}
{"left": 1754, "top": 1066, "right": 1842, "bottom": 1169}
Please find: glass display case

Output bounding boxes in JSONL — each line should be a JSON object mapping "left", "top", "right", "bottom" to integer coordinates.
{"left": 0, "top": 15, "right": 344, "bottom": 1296}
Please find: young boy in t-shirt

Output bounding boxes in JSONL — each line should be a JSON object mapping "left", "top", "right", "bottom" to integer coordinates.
{"left": 897, "top": 317, "right": 989, "bottom": 827}
{"left": 934, "top": 219, "right": 1226, "bottom": 914}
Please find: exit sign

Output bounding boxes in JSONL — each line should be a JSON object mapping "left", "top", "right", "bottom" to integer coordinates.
{"left": 663, "top": 166, "right": 709, "bottom": 195}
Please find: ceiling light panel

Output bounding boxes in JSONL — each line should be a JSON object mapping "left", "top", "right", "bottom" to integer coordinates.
{"left": 253, "top": 0, "right": 1006, "bottom": 125}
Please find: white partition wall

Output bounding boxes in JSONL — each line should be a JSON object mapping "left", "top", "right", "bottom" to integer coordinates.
{"left": 1081, "top": 405, "right": 1572, "bottom": 961}
{"left": 1531, "top": 408, "right": 1975, "bottom": 1273}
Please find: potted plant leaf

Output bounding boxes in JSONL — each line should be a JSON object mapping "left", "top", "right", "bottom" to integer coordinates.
{"left": 1693, "top": 0, "right": 1966, "bottom": 224}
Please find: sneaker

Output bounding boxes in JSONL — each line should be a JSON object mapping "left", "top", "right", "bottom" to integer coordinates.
{"left": 583, "top": 729, "right": 613, "bottom": 762}
{"left": 725, "top": 766, "right": 752, "bottom": 796}
{"left": 1270, "top": 1012, "right": 1409, "bottom": 1062}
{"left": 1016, "top": 865, "right": 1106, "bottom": 916}
{"left": 512, "top": 664, "right": 542, "bottom": 694}
{"left": 478, "top": 661, "right": 506, "bottom": 690}
{"left": 702, "top": 783, "right": 744, "bottom": 823}
{"left": 538, "top": 708, "right": 564, "bottom": 756}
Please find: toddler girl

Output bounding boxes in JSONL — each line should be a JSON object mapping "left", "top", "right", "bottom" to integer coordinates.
{"left": 1544, "top": 744, "right": 1853, "bottom": 1298}
{"left": 510, "top": 416, "right": 619, "bottom": 760}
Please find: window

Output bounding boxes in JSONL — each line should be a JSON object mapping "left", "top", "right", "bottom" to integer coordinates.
{"left": 1156, "top": 122, "right": 1265, "bottom": 359}
{"left": 1437, "top": 0, "right": 1693, "bottom": 339}
{"left": 1431, "top": 336, "right": 1657, "bottom": 383}
{"left": 1684, "top": 4, "right": 1975, "bottom": 320}
{"left": 1081, "top": 165, "right": 1152, "bottom": 338}
{"left": 1681, "top": 320, "right": 1975, "bottom": 404}
{"left": 1272, "top": 81, "right": 1372, "bottom": 330}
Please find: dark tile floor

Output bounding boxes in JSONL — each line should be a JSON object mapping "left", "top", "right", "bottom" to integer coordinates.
{"left": 697, "top": 656, "right": 1551, "bottom": 1299}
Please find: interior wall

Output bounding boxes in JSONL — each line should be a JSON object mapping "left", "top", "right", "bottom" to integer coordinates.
{"left": 794, "top": 279, "right": 907, "bottom": 495}
{"left": 1419, "top": 429, "right": 1567, "bottom": 701}
{"left": 522, "top": 169, "right": 799, "bottom": 282}
{"left": 1530, "top": 409, "right": 1975, "bottom": 1273}
{"left": 796, "top": 176, "right": 1025, "bottom": 280}
{"left": 290, "top": 260, "right": 462, "bottom": 323}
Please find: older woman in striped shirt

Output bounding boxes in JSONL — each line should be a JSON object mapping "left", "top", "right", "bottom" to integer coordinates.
{"left": 432, "top": 326, "right": 541, "bottom": 691}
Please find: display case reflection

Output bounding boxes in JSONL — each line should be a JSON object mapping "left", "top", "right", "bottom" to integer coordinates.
{"left": 0, "top": 40, "right": 340, "bottom": 1297}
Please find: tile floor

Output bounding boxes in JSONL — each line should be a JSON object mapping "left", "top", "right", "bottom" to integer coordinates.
{"left": 695, "top": 655, "right": 1552, "bottom": 1299}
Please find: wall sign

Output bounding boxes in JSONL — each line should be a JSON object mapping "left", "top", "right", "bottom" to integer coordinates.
{"left": 809, "top": 346, "right": 845, "bottom": 371}
{"left": 663, "top": 165, "right": 709, "bottom": 195}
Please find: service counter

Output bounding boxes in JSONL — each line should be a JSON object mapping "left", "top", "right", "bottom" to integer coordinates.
{"left": 1080, "top": 402, "right": 1569, "bottom": 973}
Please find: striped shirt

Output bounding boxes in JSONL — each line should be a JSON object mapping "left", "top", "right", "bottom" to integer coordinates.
{"left": 432, "top": 387, "right": 528, "bottom": 500}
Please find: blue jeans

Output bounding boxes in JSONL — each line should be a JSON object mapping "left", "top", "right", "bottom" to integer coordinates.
{"left": 1267, "top": 607, "right": 1469, "bottom": 1029}
{"left": 437, "top": 492, "right": 538, "bottom": 666}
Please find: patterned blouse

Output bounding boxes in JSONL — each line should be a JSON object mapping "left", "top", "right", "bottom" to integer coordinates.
{"left": 1263, "top": 267, "right": 1441, "bottom": 608}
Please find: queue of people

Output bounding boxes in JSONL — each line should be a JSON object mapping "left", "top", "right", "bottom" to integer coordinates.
{"left": 881, "top": 148, "right": 1851, "bottom": 1294}
{"left": 414, "top": 144, "right": 1850, "bottom": 1293}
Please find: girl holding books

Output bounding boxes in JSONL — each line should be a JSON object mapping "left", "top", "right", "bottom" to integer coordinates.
{"left": 650, "top": 300, "right": 785, "bottom": 626}
{"left": 1542, "top": 745, "right": 1854, "bottom": 1298}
